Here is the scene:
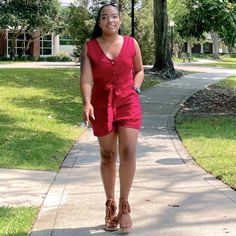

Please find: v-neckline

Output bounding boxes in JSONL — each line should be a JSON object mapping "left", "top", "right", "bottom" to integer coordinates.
{"left": 95, "top": 36, "right": 125, "bottom": 61}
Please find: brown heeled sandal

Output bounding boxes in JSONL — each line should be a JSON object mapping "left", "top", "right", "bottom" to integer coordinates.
{"left": 104, "top": 198, "right": 118, "bottom": 231}
{"left": 116, "top": 198, "right": 132, "bottom": 233}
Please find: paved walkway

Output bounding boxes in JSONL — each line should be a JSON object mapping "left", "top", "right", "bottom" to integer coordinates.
{"left": 0, "top": 62, "right": 236, "bottom": 235}
{"left": 0, "top": 61, "right": 78, "bottom": 68}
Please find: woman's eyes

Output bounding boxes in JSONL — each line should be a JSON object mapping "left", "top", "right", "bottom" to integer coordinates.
{"left": 101, "top": 15, "right": 118, "bottom": 20}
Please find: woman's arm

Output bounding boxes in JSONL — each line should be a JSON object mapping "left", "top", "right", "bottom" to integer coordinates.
{"left": 133, "top": 39, "right": 144, "bottom": 89}
{"left": 80, "top": 44, "right": 95, "bottom": 124}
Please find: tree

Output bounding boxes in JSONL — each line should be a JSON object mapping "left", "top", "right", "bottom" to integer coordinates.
{"left": 0, "top": 0, "right": 62, "bottom": 59}
{"left": 65, "top": 4, "right": 94, "bottom": 55}
{"left": 152, "top": 0, "right": 181, "bottom": 79}
{"left": 168, "top": 0, "right": 190, "bottom": 57}
{"left": 177, "top": 0, "right": 236, "bottom": 57}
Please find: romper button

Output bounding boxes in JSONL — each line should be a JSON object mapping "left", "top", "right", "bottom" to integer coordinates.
{"left": 111, "top": 61, "right": 114, "bottom": 64}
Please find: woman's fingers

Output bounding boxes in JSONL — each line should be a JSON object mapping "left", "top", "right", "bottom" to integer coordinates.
{"left": 83, "top": 105, "right": 95, "bottom": 126}
{"left": 91, "top": 112, "right": 95, "bottom": 120}
{"left": 89, "top": 106, "right": 95, "bottom": 120}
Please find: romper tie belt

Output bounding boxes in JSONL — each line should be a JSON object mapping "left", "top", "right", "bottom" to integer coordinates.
{"left": 93, "top": 81, "right": 133, "bottom": 131}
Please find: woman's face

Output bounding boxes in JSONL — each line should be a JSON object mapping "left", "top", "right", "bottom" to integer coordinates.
{"left": 99, "top": 6, "right": 121, "bottom": 35}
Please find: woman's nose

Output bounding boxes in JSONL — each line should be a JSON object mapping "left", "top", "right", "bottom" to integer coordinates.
{"left": 107, "top": 16, "right": 114, "bottom": 22}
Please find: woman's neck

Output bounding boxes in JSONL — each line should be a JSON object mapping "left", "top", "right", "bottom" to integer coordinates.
{"left": 101, "top": 34, "right": 120, "bottom": 43}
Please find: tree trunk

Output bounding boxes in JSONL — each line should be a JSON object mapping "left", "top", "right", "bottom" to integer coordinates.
{"left": 10, "top": 34, "right": 18, "bottom": 60}
{"left": 210, "top": 31, "right": 220, "bottom": 59}
{"left": 152, "top": 0, "right": 181, "bottom": 79}
{"left": 228, "top": 45, "right": 233, "bottom": 54}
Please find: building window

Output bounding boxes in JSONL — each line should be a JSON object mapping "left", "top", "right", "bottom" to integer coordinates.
{"left": 7, "top": 32, "right": 30, "bottom": 56}
{"left": 40, "top": 35, "right": 52, "bottom": 55}
{"left": 203, "top": 43, "right": 210, "bottom": 53}
{"left": 59, "top": 35, "right": 75, "bottom": 46}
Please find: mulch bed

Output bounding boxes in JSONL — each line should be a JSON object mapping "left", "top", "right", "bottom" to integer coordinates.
{"left": 179, "top": 85, "right": 236, "bottom": 117}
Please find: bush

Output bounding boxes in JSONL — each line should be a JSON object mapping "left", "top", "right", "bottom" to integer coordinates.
{"left": 38, "top": 54, "right": 73, "bottom": 62}
{"left": 0, "top": 54, "right": 73, "bottom": 62}
{"left": 192, "top": 53, "right": 215, "bottom": 59}
{"left": 222, "top": 53, "right": 236, "bottom": 58}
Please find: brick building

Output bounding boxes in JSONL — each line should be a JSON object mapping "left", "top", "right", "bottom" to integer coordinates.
{"left": 0, "top": 30, "right": 76, "bottom": 58}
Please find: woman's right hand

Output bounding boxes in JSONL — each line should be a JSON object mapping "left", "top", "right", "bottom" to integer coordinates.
{"left": 83, "top": 102, "right": 95, "bottom": 126}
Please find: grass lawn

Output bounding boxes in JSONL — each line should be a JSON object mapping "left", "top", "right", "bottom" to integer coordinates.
{"left": 0, "top": 68, "right": 160, "bottom": 171}
{"left": 142, "top": 74, "right": 160, "bottom": 90}
{"left": 0, "top": 68, "right": 84, "bottom": 171}
{"left": 176, "top": 76, "right": 236, "bottom": 189}
{"left": 216, "top": 75, "right": 236, "bottom": 88}
{"left": 0, "top": 206, "right": 39, "bottom": 236}
{"left": 0, "top": 61, "right": 14, "bottom": 64}
{"left": 196, "top": 58, "right": 236, "bottom": 69}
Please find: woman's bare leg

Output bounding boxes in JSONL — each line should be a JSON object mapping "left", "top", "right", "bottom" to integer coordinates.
{"left": 98, "top": 131, "right": 118, "bottom": 199}
{"left": 117, "top": 126, "right": 139, "bottom": 228}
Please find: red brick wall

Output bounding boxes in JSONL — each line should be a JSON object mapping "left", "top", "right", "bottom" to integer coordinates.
{"left": 0, "top": 31, "right": 7, "bottom": 56}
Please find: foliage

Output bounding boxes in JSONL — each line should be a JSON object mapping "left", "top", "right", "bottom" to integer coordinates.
{"left": 0, "top": 55, "right": 73, "bottom": 62}
{"left": 196, "top": 60, "right": 236, "bottom": 69}
{"left": 135, "top": 0, "right": 155, "bottom": 64}
{"left": 0, "top": 68, "right": 83, "bottom": 171}
{"left": 142, "top": 74, "right": 160, "bottom": 90}
{"left": 167, "top": 0, "right": 189, "bottom": 56}
{"left": 176, "top": 0, "right": 236, "bottom": 50}
{"left": 0, "top": 207, "right": 39, "bottom": 236}
{"left": 0, "top": 0, "right": 62, "bottom": 59}
{"left": 216, "top": 75, "right": 236, "bottom": 88}
{"left": 177, "top": 116, "right": 236, "bottom": 189}
{"left": 65, "top": 4, "right": 94, "bottom": 55}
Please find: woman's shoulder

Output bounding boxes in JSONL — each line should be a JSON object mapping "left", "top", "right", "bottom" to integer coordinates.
{"left": 123, "top": 35, "right": 133, "bottom": 40}
{"left": 123, "top": 35, "right": 137, "bottom": 45}
{"left": 86, "top": 38, "right": 98, "bottom": 58}
{"left": 86, "top": 38, "right": 97, "bottom": 46}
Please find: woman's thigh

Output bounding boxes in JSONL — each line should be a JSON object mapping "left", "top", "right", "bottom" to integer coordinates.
{"left": 117, "top": 126, "right": 139, "bottom": 156}
{"left": 97, "top": 131, "right": 118, "bottom": 156}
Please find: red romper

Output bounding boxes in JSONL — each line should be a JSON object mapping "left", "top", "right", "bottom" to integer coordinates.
{"left": 87, "top": 36, "right": 142, "bottom": 137}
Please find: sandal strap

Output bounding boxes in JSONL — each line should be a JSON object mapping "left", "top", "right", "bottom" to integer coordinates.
{"left": 105, "top": 198, "right": 117, "bottom": 221}
{"left": 115, "top": 199, "right": 131, "bottom": 222}
{"left": 120, "top": 199, "right": 131, "bottom": 214}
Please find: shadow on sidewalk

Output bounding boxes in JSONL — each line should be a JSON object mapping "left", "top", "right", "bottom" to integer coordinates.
{"left": 31, "top": 225, "right": 129, "bottom": 236}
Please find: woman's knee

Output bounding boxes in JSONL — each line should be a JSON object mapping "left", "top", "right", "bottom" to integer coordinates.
{"left": 119, "top": 145, "right": 136, "bottom": 162}
{"left": 100, "top": 148, "right": 117, "bottom": 164}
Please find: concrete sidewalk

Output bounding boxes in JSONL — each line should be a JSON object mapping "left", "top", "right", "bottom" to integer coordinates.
{"left": 0, "top": 61, "right": 78, "bottom": 68}
{"left": 27, "top": 68, "right": 236, "bottom": 236}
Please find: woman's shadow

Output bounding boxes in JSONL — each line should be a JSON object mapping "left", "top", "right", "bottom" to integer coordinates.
{"left": 30, "top": 225, "right": 127, "bottom": 236}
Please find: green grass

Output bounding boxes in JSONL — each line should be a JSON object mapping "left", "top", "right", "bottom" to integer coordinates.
{"left": 0, "top": 207, "right": 39, "bottom": 236}
{"left": 176, "top": 76, "right": 236, "bottom": 189}
{"left": 216, "top": 76, "right": 236, "bottom": 88}
{"left": 142, "top": 74, "right": 160, "bottom": 90}
{"left": 207, "top": 61, "right": 236, "bottom": 69}
{"left": 0, "top": 68, "right": 83, "bottom": 171}
{"left": 176, "top": 117, "right": 236, "bottom": 188}
{"left": 195, "top": 57, "right": 236, "bottom": 69}
{"left": 0, "top": 61, "right": 14, "bottom": 64}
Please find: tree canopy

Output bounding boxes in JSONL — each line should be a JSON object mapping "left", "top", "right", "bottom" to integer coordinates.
{"left": 177, "top": 0, "right": 236, "bottom": 50}
{"left": 0, "top": 0, "right": 62, "bottom": 58}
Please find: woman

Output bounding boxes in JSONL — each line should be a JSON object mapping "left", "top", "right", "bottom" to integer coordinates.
{"left": 80, "top": 3, "right": 144, "bottom": 232}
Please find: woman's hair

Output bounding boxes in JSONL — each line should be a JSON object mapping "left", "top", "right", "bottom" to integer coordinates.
{"left": 91, "top": 3, "right": 122, "bottom": 39}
